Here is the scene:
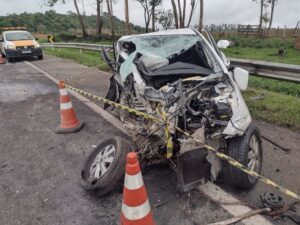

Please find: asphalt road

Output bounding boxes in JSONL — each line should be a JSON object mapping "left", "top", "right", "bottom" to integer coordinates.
{"left": 1, "top": 56, "right": 300, "bottom": 225}
{"left": 0, "top": 60, "right": 241, "bottom": 225}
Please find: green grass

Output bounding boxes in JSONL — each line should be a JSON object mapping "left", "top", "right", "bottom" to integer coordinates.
{"left": 223, "top": 47, "right": 300, "bottom": 65}
{"left": 243, "top": 88, "right": 300, "bottom": 131}
{"left": 43, "top": 48, "right": 110, "bottom": 71}
{"left": 249, "top": 76, "right": 300, "bottom": 97}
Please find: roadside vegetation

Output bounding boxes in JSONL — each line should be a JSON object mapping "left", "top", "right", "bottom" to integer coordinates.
{"left": 219, "top": 36, "right": 300, "bottom": 65}
{"left": 243, "top": 88, "right": 300, "bottom": 131}
{"left": 223, "top": 47, "right": 300, "bottom": 65}
{"left": 43, "top": 48, "right": 110, "bottom": 71}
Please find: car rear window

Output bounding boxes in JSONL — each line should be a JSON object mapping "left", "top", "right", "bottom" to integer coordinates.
{"left": 5, "top": 32, "right": 34, "bottom": 41}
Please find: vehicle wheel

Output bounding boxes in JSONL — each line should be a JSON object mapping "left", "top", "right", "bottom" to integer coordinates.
{"left": 7, "top": 55, "right": 13, "bottom": 63}
{"left": 226, "top": 122, "right": 263, "bottom": 190}
{"left": 37, "top": 54, "right": 43, "bottom": 60}
{"left": 81, "top": 136, "right": 132, "bottom": 196}
{"left": 1, "top": 52, "right": 5, "bottom": 58}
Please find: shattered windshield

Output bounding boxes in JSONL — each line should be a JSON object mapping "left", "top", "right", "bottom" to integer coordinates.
{"left": 119, "top": 34, "right": 204, "bottom": 81}
{"left": 124, "top": 34, "right": 201, "bottom": 57}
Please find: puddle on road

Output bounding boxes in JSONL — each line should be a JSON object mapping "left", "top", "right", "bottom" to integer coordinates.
{"left": 0, "top": 82, "right": 56, "bottom": 103}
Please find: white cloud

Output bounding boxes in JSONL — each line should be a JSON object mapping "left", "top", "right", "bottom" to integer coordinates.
{"left": 0, "top": 0, "right": 299, "bottom": 28}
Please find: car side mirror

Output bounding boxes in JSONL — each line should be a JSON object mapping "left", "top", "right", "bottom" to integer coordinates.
{"left": 233, "top": 67, "right": 249, "bottom": 91}
{"left": 0, "top": 37, "right": 3, "bottom": 42}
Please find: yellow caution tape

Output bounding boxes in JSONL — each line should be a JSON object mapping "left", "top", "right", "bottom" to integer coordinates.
{"left": 63, "top": 82, "right": 300, "bottom": 201}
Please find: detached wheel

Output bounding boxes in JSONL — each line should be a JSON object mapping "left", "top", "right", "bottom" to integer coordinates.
{"left": 226, "top": 123, "right": 263, "bottom": 190}
{"left": 81, "top": 136, "right": 132, "bottom": 196}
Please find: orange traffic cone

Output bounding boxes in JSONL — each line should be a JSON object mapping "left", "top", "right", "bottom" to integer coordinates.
{"left": 55, "top": 80, "right": 84, "bottom": 133}
{"left": 121, "top": 152, "right": 155, "bottom": 225}
{"left": 0, "top": 53, "right": 5, "bottom": 64}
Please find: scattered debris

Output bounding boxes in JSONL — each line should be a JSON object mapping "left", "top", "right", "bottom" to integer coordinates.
{"left": 261, "top": 192, "right": 284, "bottom": 210}
{"left": 206, "top": 208, "right": 271, "bottom": 225}
{"left": 262, "top": 135, "right": 291, "bottom": 153}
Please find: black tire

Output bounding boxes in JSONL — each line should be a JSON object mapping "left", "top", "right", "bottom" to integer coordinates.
{"left": 81, "top": 136, "right": 132, "bottom": 196}
{"left": 37, "top": 54, "right": 43, "bottom": 60}
{"left": 226, "top": 122, "right": 263, "bottom": 190}
{"left": 1, "top": 52, "right": 5, "bottom": 58}
{"left": 7, "top": 55, "right": 13, "bottom": 63}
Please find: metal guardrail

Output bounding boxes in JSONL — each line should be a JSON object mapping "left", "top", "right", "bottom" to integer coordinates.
{"left": 41, "top": 42, "right": 112, "bottom": 51}
{"left": 229, "top": 58, "right": 300, "bottom": 83}
{"left": 41, "top": 43, "right": 300, "bottom": 83}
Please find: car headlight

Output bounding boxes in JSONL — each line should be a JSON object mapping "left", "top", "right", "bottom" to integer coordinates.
{"left": 34, "top": 43, "right": 40, "bottom": 48}
{"left": 7, "top": 45, "right": 16, "bottom": 50}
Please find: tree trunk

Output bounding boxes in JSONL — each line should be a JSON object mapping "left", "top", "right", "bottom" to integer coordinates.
{"left": 96, "top": 0, "right": 103, "bottom": 36}
{"left": 171, "top": 0, "right": 179, "bottom": 29}
{"left": 268, "top": 0, "right": 275, "bottom": 33}
{"left": 187, "top": 0, "right": 195, "bottom": 27}
{"left": 182, "top": 0, "right": 186, "bottom": 28}
{"left": 74, "top": 0, "right": 88, "bottom": 38}
{"left": 106, "top": 0, "right": 115, "bottom": 40}
{"left": 124, "top": 0, "right": 131, "bottom": 34}
{"left": 177, "top": 0, "right": 183, "bottom": 28}
{"left": 152, "top": 3, "right": 155, "bottom": 31}
{"left": 198, "top": 0, "right": 204, "bottom": 31}
{"left": 258, "top": 0, "right": 264, "bottom": 35}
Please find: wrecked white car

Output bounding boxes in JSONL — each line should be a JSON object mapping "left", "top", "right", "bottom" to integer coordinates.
{"left": 81, "top": 28, "right": 263, "bottom": 196}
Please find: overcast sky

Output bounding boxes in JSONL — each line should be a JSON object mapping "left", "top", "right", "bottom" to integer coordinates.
{"left": 0, "top": 0, "right": 299, "bottom": 28}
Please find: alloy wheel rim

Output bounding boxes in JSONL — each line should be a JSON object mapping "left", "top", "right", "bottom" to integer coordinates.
{"left": 247, "top": 135, "right": 261, "bottom": 181}
{"left": 89, "top": 144, "right": 116, "bottom": 181}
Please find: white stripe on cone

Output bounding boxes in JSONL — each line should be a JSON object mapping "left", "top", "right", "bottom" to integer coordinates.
{"left": 60, "top": 102, "right": 72, "bottom": 110}
{"left": 60, "top": 88, "right": 68, "bottom": 96}
{"left": 122, "top": 199, "right": 151, "bottom": 221}
{"left": 124, "top": 172, "right": 144, "bottom": 190}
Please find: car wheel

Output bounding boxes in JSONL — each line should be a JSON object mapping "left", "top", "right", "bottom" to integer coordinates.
{"left": 226, "top": 122, "right": 263, "bottom": 190}
{"left": 7, "top": 55, "right": 13, "bottom": 63}
{"left": 81, "top": 136, "right": 132, "bottom": 196}
{"left": 37, "top": 54, "right": 43, "bottom": 60}
{"left": 1, "top": 52, "right": 5, "bottom": 58}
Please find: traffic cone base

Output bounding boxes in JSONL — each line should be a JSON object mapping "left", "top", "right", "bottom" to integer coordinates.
{"left": 121, "top": 152, "right": 155, "bottom": 225}
{"left": 55, "top": 121, "right": 85, "bottom": 133}
{"left": 55, "top": 80, "right": 84, "bottom": 133}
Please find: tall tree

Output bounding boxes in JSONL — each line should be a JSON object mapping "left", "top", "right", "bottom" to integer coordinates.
{"left": 170, "top": 0, "right": 179, "bottom": 28}
{"left": 182, "top": 0, "right": 186, "bottom": 28}
{"left": 187, "top": 0, "right": 196, "bottom": 27}
{"left": 74, "top": 0, "right": 88, "bottom": 38}
{"left": 158, "top": 9, "right": 174, "bottom": 30}
{"left": 253, "top": 0, "right": 265, "bottom": 35}
{"left": 106, "top": 0, "right": 115, "bottom": 40}
{"left": 198, "top": 0, "right": 204, "bottom": 31}
{"left": 150, "top": 0, "right": 161, "bottom": 32}
{"left": 46, "top": 0, "right": 88, "bottom": 38}
{"left": 124, "top": 0, "right": 131, "bottom": 34}
{"left": 136, "top": 0, "right": 151, "bottom": 33}
{"left": 268, "top": 0, "right": 277, "bottom": 32}
{"left": 96, "top": 0, "right": 104, "bottom": 36}
{"left": 177, "top": 0, "right": 183, "bottom": 27}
